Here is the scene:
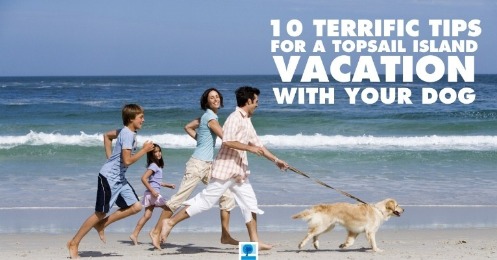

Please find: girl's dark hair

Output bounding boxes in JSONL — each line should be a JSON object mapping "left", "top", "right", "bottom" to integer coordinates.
{"left": 200, "top": 88, "right": 224, "bottom": 110}
{"left": 146, "top": 143, "right": 164, "bottom": 168}
{"left": 235, "top": 86, "right": 260, "bottom": 107}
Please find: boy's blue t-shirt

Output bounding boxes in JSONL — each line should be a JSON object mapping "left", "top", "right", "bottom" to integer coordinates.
{"left": 147, "top": 163, "right": 162, "bottom": 192}
{"left": 191, "top": 109, "right": 218, "bottom": 162}
{"left": 99, "top": 126, "right": 137, "bottom": 183}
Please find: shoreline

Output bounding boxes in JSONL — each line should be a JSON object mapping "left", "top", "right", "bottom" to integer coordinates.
{"left": 1, "top": 229, "right": 496, "bottom": 259}
{"left": 2, "top": 205, "right": 497, "bottom": 234}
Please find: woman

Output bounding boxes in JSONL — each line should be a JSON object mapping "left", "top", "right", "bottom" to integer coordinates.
{"left": 149, "top": 88, "right": 237, "bottom": 250}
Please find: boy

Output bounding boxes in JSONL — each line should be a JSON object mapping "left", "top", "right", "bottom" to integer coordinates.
{"left": 67, "top": 104, "right": 154, "bottom": 259}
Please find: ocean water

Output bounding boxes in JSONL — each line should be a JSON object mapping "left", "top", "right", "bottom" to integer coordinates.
{"left": 1, "top": 75, "right": 497, "bottom": 233}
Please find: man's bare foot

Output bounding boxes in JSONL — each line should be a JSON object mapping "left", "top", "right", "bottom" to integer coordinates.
{"left": 149, "top": 230, "right": 162, "bottom": 250}
{"left": 67, "top": 240, "right": 79, "bottom": 259}
{"left": 258, "top": 241, "right": 273, "bottom": 251}
{"left": 221, "top": 235, "right": 239, "bottom": 245}
{"left": 159, "top": 219, "right": 173, "bottom": 243}
{"left": 94, "top": 222, "right": 106, "bottom": 243}
{"left": 129, "top": 234, "right": 138, "bottom": 245}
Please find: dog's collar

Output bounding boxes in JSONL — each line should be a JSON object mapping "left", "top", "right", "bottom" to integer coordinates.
{"left": 370, "top": 204, "right": 387, "bottom": 217}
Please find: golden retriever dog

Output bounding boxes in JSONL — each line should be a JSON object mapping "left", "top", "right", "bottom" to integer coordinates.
{"left": 292, "top": 198, "right": 403, "bottom": 252}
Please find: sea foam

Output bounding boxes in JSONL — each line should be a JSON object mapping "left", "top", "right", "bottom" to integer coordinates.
{"left": 1, "top": 131, "right": 496, "bottom": 151}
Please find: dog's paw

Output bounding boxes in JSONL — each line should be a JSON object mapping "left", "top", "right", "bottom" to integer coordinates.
{"left": 313, "top": 241, "right": 319, "bottom": 249}
{"left": 372, "top": 247, "right": 384, "bottom": 253}
{"left": 339, "top": 243, "right": 347, "bottom": 249}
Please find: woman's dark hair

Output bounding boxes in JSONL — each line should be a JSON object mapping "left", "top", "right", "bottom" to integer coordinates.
{"left": 200, "top": 88, "right": 224, "bottom": 110}
{"left": 147, "top": 143, "right": 164, "bottom": 168}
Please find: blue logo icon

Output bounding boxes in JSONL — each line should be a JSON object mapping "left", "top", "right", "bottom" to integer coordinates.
{"left": 239, "top": 242, "right": 258, "bottom": 260}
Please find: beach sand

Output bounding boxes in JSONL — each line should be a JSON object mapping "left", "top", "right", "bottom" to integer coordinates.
{"left": 1, "top": 228, "right": 496, "bottom": 259}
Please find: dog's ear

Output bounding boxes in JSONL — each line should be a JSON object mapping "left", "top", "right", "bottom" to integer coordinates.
{"left": 385, "top": 199, "right": 396, "bottom": 211}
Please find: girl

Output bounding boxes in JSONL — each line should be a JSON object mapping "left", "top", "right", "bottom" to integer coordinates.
{"left": 129, "top": 143, "right": 175, "bottom": 245}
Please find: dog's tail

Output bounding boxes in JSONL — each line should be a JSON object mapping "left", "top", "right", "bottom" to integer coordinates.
{"left": 292, "top": 209, "right": 312, "bottom": 220}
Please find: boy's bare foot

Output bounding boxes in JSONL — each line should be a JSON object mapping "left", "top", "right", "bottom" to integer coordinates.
{"left": 129, "top": 234, "right": 138, "bottom": 245}
{"left": 149, "top": 230, "right": 162, "bottom": 250}
{"left": 160, "top": 219, "right": 173, "bottom": 243}
{"left": 94, "top": 222, "right": 106, "bottom": 243}
{"left": 221, "top": 235, "right": 239, "bottom": 245}
{"left": 67, "top": 240, "right": 79, "bottom": 259}
{"left": 258, "top": 241, "right": 273, "bottom": 251}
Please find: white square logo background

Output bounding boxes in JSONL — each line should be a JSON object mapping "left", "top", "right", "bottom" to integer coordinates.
{"left": 239, "top": 242, "right": 258, "bottom": 260}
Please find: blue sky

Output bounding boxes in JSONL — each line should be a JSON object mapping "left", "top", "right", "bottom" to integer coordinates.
{"left": 0, "top": 0, "right": 495, "bottom": 76}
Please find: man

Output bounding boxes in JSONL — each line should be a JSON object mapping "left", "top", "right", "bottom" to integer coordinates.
{"left": 160, "top": 86, "right": 289, "bottom": 250}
